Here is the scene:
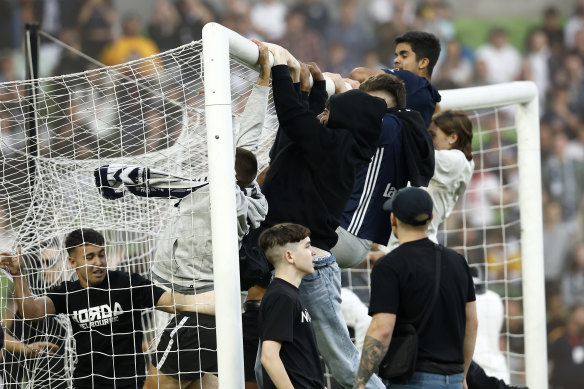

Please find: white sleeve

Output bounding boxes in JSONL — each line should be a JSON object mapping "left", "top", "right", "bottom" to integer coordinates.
{"left": 235, "top": 83, "right": 270, "bottom": 154}
{"left": 235, "top": 181, "right": 268, "bottom": 242}
{"left": 433, "top": 150, "right": 468, "bottom": 188}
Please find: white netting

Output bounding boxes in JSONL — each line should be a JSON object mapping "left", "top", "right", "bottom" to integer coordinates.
{"left": 0, "top": 37, "right": 535, "bottom": 387}
{"left": 341, "top": 106, "right": 528, "bottom": 387}
{"left": 0, "top": 40, "right": 277, "bottom": 387}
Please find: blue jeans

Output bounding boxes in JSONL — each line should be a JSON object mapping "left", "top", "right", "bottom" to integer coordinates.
{"left": 299, "top": 257, "right": 384, "bottom": 389}
{"left": 388, "top": 372, "right": 464, "bottom": 388}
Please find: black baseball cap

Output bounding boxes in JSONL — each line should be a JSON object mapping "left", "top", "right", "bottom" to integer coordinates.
{"left": 382, "top": 187, "right": 433, "bottom": 226}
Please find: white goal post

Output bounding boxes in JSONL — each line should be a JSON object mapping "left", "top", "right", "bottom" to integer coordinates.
{"left": 203, "top": 22, "right": 547, "bottom": 389}
{"left": 441, "top": 84, "right": 547, "bottom": 389}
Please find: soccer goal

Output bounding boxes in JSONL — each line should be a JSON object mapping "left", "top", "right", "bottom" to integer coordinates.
{"left": 0, "top": 22, "right": 546, "bottom": 388}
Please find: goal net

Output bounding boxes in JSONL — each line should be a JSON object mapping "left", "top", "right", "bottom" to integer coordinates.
{"left": 0, "top": 23, "right": 546, "bottom": 389}
{"left": 341, "top": 85, "right": 546, "bottom": 388}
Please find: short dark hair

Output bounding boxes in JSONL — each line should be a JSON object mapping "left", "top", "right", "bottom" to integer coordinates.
{"left": 431, "top": 110, "right": 473, "bottom": 161}
{"left": 359, "top": 73, "right": 407, "bottom": 108}
{"left": 258, "top": 223, "right": 310, "bottom": 265}
{"left": 235, "top": 147, "right": 258, "bottom": 188}
{"left": 65, "top": 228, "right": 104, "bottom": 255}
{"left": 395, "top": 31, "right": 441, "bottom": 78}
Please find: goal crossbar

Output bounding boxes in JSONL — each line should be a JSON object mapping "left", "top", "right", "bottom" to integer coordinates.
{"left": 203, "top": 23, "right": 546, "bottom": 389}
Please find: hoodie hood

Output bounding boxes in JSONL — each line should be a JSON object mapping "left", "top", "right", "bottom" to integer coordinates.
{"left": 326, "top": 89, "right": 387, "bottom": 160}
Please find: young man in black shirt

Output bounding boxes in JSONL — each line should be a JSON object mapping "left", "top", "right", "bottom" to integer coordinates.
{"left": 257, "top": 223, "right": 325, "bottom": 389}
{"left": 0, "top": 228, "right": 190, "bottom": 389}
{"left": 250, "top": 42, "right": 386, "bottom": 389}
{"left": 354, "top": 187, "right": 478, "bottom": 389}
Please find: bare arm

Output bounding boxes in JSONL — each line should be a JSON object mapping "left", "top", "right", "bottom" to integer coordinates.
{"left": 155, "top": 290, "right": 215, "bottom": 315}
{"left": 349, "top": 67, "right": 385, "bottom": 83}
{"left": 353, "top": 313, "right": 395, "bottom": 389}
{"left": 236, "top": 39, "right": 271, "bottom": 154}
{"left": 0, "top": 249, "right": 56, "bottom": 320}
{"left": 261, "top": 340, "right": 294, "bottom": 389}
{"left": 4, "top": 332, "right": 60, "bottom": 356}
{"left": 463, "top": 301, "right": 478, "bottom": 381}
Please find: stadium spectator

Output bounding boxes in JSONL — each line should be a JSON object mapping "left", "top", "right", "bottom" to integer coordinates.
{"left": 222, "top": 6, "right": 262, "bottom": 41}
{"left": 52, "top": 30, "right": 87, "bottom": 76}
{"left": 249, "top": 42, "right": 387, "bottom": 389}
{"left": 176, "top": 0, "right": 216, "bottom": 44}
{"left": 543, "top": 200, "right": 579, "bottom": 293}
{"left": 295, "top": 0, "right": 330, "bottom": 38}
{"left": 542, "top": 130, "right": 584, "bottom": 221}
{"left": 77, "top": 0, "right": 116, "bottom": 60}
{"left": 250, "top": 0, "right": 287, "bottom": 41}
{"left": 433, "top": 38, "right": 474, "bottom": 89}
{"left": 257, "top": 223, "right": 325, "bottom": 389}
{"left": 561, "top": 242, "right": 584, "bottom": 308}
{"left": 276, "top": 8, "right": 324, "bottom": 69}
{"left": 326, "top": 41, "right": 352, "bottom": 76}
{"left": 548, "top": 304, "right": 584, "bottom": 389}
{"left": 0, "top": 0, "right": 22, "bottom": 52}
{"left": 542, "top": 6, "right": 564, "bottom": 50}
{"left": 0, "top": 228, "right": 195, "bottom": 388}
{"left": 564, "top": 0, "right": 584, "bottom": 50}
{"left": 374, "top": 0, "right": 416, "bottom": 65}
{"left": 522, "top": 27, "right": 551, "bottom": 112}
{"left": 101, "top": 13, "right": 158, "bottom": 66}
{"left": 354, "top": 187, "right": 477, "bottom": 388}
{"left": 475, "top": 27, "right": 522, "bottom": 84}
{"left": 147, "top": 0, "right": 182, "bottom": 52}
{"left": 325, "top": 0, "right": 375, "bottom": 72}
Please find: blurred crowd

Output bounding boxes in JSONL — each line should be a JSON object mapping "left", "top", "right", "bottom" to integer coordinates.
{"left": 1, "top": 0, "right": 584, "bottom": 386}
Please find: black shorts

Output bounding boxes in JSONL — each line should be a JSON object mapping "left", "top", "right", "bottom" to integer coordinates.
{"left": 154, "top": 312, "right": 217, "bottom": 382}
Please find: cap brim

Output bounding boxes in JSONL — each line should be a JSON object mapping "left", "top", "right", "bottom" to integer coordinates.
{"left": 382, "top": 198, "right": 394, "bottom": 212}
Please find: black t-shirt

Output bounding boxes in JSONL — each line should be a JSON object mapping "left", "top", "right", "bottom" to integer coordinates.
{"left": 47, "top": 271, "right": 165, "bottom": 388}
{"left": 259, "top": 278, "right": 324, "bottom": 389}
{"left": 369, "top": 238, "right": 476, "bottom": 374}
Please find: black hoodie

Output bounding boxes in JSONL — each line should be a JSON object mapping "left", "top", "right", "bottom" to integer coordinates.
{"left": 260, "top": 65, "right": 386, "bottom": 251}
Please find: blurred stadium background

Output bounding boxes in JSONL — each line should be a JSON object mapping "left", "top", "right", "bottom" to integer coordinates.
{"left": 1, "top": 0, "right": 584, "bottom": 387}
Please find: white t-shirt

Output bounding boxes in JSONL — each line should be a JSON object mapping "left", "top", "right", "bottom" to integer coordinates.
{"left": 250, "top": 2, "right": 287, "bottom": 41}
{"left": 474, "top": 290, "right": 510, "bottom": 382}
{"left": 387, "top": 149, "right": 474, "bottom": 250}
{"left": 426, "top": 149, "right": 474, "bottom": 242}
{"left": 475, "top": 44, "right": 522, "bottom": 84}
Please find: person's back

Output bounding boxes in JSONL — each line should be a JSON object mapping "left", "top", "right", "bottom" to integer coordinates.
{"left": 355, "top": 187, "right": 477, "bottom": 389}
{"left": 261, "top": 70, "right": 385, "bottom": 251}
{"left": 373, "top": 238, "right": 474, "bottom": 369}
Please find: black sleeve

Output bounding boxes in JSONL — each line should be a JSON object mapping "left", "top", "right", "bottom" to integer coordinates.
{"left": 260, "top": 293, "right": 295, "bottom": 343}
{"left": 268, "top": 84, "right": 310, "bottom": 160}
{"left": 308, "top": 80, "right": 327, "bottom": 116}
{"left": 129, "top": 273, "right": 166, "bottom": 309}
{"left": 368, "top": 258, "right": 400, "bottom": 316}
{"left": 46, "top": 282, "right": 67, "bottom": 314}
{"left": 271, "top": 65, "right": 336, "bottom": 163}
{"left": 300, "top": 90, "right": 310, "bottom": 110}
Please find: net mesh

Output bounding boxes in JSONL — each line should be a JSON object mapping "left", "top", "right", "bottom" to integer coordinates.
{"left": 0, "top": 40, "right": 277, "bottom": 387}
{"left": 0, "top": 39, "right": 529, "bottom": 387}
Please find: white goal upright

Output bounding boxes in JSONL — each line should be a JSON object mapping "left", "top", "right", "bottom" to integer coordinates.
{"left": 0, "top": 22, "right": 547, "bottom": 389}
